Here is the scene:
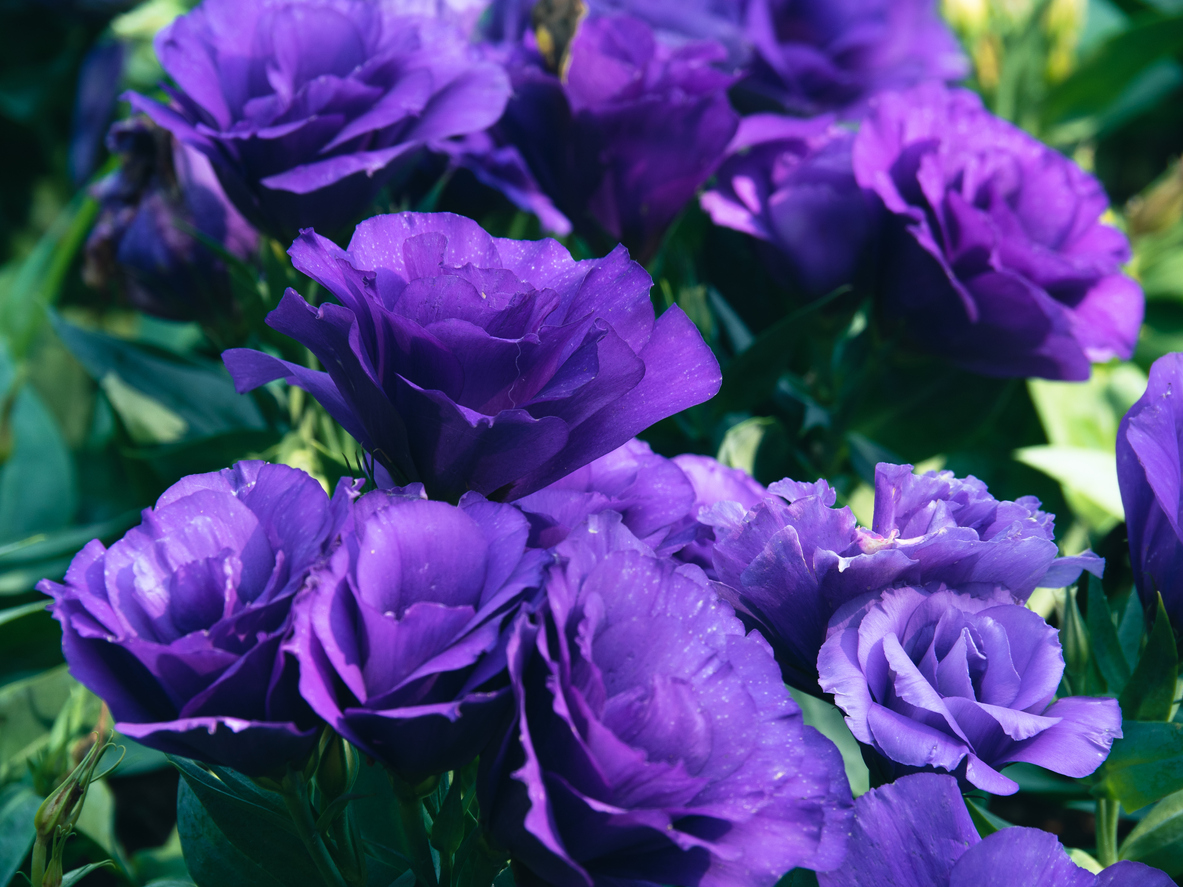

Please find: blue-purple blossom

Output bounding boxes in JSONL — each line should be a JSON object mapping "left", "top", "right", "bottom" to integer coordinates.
{"left": 818, "top": 586, "right": 1122, "bottom": 794}
{"left": 461, "top": 14, "right": 739, "bottom": 260}
{"left": 853, "top": 82, "right": 1144, "bottom": 380}
{"left": 1118, "top": 352, "right": 1183, "bottom": 632}
{"left": 707, "top": 464, "right": 1102, "bottom": 690}
{"left": 224, "top": 212, "right": 721, "bottom": 503}
{"left": 480, "top": 514, "right": 853, "bottom": 887}
{"left": 38, "top": 462, "right": 356, "bottom": 775}
{"left": 288, "top": 488, "right": 549, "bottom": 781}
{"left": 818, "top": 773, "right": 1172, "bottom": 887}
{"left": 701, "top": 113, "right": 874, "bottom": 297}
{"left": 83, "top": 117, "right": 258, "bottom": 322}
{"left": 512, "top": 438, "right": 765, "bottom": 573}
{"left": 129, "top": 0, "right": 511, "bottom": 240}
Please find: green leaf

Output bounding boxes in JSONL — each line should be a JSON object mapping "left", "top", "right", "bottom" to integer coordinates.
{"left": 172, "top": 758, "right": 324, "bottom": 887}
{"left": 0, "top": 666, "right": 74, "bottom": 778}
{"left": 1012, "top": 446, "right": 1124, "bottom": 523}
{"left": 1086, "top": 575, "right": 1132, "bottom": 696}
{"left": 0, "top": 783, "right": 41, "bottom": 886}
{"left": 60, "top": 860, "right": 116, "bottom": 887}
{"left": 1119, "top": 595, "right": 1179, "bottom": 722}
{"left": 176, "top": 780, "right": 290, "bottom": 887}
{"left": 1059, "top": 586, "right": 1104, "bottom": 696}
{"left": 965, "top": 798, "right": 1012, "bottom": 838}
{"left": 1093, "top": 720, "right": 1183, "bottom": 811}
{"left": 1117, "top": 593, "right": 1145, "bottom": 673}
{"left": 1043, "top": 11, "right": 1183, "bottom": 123}
{"left": 789, "top": 688, "right": 869, "bottom": 797}
{"left": 775, "top": 870, "right": 819, "bottom": 887}
{"left": 1119, "top": 787, "right": 1183, "bottom": 876}
{"left": 0, "top": 600, "right": 62, "bottom": 688}
{"left": 429, "top": 775, "right": 466, "bottom": 860}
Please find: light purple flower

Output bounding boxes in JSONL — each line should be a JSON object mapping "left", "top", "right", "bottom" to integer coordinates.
{"left": 701, "top": 113, "right": 875, "bottom": 297}
{"left": 288, "top": 488, "right": 549, "bottom": 781}
{"left": 224, "top": 212, "right": 721, "bottom": 503}
{"left": 819, "top": 773, "right": 1172, "bottom": 887}
{"left": 480, "top": 514, "right": 853, "bottom": 887}
{"left": 38, "top": 462, "right": 356, "bottom": 775}
{"left": 707, "top": 464, "right": 1101, "bottom": 690}
{"left": 853, "top": 82, "right": 1143, "bottom": 380}
{"left": 129, "top": 0, "right": 511, "bottom": 240}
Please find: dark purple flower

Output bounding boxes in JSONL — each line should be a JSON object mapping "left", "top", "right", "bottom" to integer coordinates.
{"left": 129, "top": 0, "right": 511, "bottom": 241}
{"left": 38, "top": 462, "right": 356, "bottom": 775}
{"left": 707, "top": 464, "right": 1102, "bottom": 690}
{"left": 853, "top": 82, "right": 1144, "bottom": 380}
{"left": 818, "top": 586, "right": 1122, "bottom": 794}
{"left": 1118, "top": 352, "right": 1183, "bottom": 632}
{"left": 69, "top": 40, "right": 125, "bottom": 185}
{"left": 700, "top": 113, "right": 875, "bottom": 297}
{"left": 512, "top": 439, "right": 764, "bottom": 572}
{"left": 819, "top": 773, "right": 1171, "bottom": 887}
{"left": 463, "top": 14, "right": 739, "bottom": 260}
{"left": 83, "top": 117, "right": 258, "bottom": 323}
{"left": 288, "top": 488, "right": 549, "bottom": 781}
{"left": 223, "top": 212, "right": 721, "bottom": 503}
{"left": 480, "top": 514, "right": 853, "bottom": 887}
{"left": 742, "top": 0, "right": 967, "bottom": 115}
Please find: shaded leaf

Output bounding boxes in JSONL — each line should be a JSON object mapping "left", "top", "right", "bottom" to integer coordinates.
{"left": 176, "top": 780, "right": 289, "bottom": 887}
{"left": 1093, "top": 720, "right": 1183, "bottom": 811}
{"left": 1119, "top": 594, "right": 1179, "bottom": 721}
{"left": 60, "top": 860, "right": 116, "bottom": 887}
{"left": 1087, "top": 575, "right": 1132, "bottom": 696}
{"left": 0, "top": 783, "right": 41, "bottom": 886}
{"left": 1119, "top": 787, "right": 1183, "bottom": 876}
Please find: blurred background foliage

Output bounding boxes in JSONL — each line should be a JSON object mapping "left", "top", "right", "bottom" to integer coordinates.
{"left": 3, "top": 0, "right": 1183, "bottom": 884}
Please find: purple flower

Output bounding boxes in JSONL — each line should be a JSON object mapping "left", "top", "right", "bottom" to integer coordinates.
{"left": 288, "top": 488, "right": 549, "bottom": 781}
{"left": 83, "top": 117, "right": 258, "bottom": 323}
{"left": 1118, "top": 352, "right": 1183, "bottom": 632}
{"left": 700, "top": 114, "right": 875, "bottom": 297}
{"left": 511, "top": 438, "right": 765, "bottom": 572}
{"left": 742, "top": 0, "right": 968, "bottom": 115}
{"left": 463, "top": 14, "right": 739, "bottom": 260}
{"left": 707, "top": 464, "right": 1102, "bottom": 690}
{"left": 38, "top": 462, "right": 356, "bottom": 775}
{"left": 223, "top": 212, "right": 721, "bottom": 503}
{"left": 480, "top": 514, "right": 853, "bottom": 887}
{"left": 818, "top": 773, "right": 1172, "bottom": 887}
{"left": 819, "top": 586, "right": 1122, "bottom": 794}
{"left": 129, "top": 0, "right": 511, "bottom": 241}
{"left": 853, "top": 82, "right": 1144, "bottom": 380}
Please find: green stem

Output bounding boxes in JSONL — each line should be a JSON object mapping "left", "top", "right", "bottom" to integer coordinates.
{"left": 280, "top": 772, "right": 349, "bottom": 887}
{"left": 30, "top": 835, "right": 47, "bottom": 887}
{"left": 1096, "top": 798, "right": 1120, "bottom": 867}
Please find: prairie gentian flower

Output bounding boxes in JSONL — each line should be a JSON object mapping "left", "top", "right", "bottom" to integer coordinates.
{"left": 129, "top": 0, "right": 511, "bottom": 240}
{"left": 1118, "top": 352, "right": 1183, "bottom": 631}
{"left": 288, "top": 489, "right": 549, "bottom": 781}
{"left": 707, "top": 464, "right": 1101, "bottom": 690}
{"left": 512, "top": 439, "right": 764, "bottom": 572}
{"left": 38, "top": 462, "right": 356, "bottom": 775}
{"left": 83, "top": 117, "right": 258, "bottom": 322}
{"left": 853, "top": 82, "right": 1143, "bottom": 380}
{"left": 819, "top": 774, "right": 1171, "bottom": 887}
{"left": 818, "top": 586, "right": 1122, "bottom": 794}
{"left": 480, "top": 515, "right": 853, "bottom": 887}
{"left": 700, "top": 114, "right": 874, "bottom": 297}
{"left": 223, "top": 212, "right": 721, "bottom": 502}
{"left": 465, "top": 14, "right": 739, "bottom": 260}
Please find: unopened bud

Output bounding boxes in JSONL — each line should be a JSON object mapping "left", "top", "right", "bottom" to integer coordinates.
{"left": 34, "top": 732, "right": 109, "bottom": 840}
{"left": 315, "top": 731, "right": 359, "bottom": 803}
{"left": 41, "top": 854, "right": 62, "bottom": 887}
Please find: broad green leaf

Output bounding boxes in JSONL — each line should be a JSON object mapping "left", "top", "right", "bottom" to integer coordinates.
{"left": 1119, "top": 595, "right": 1179, "bottom": 722}
{"left": 1093, "top": 720, "right": 1183, "bottom": 811}
{"left": 176, "top": 780, "right": 290, "bottom": 887}
{"left": 1027, "top": 367, "right": 1146, "bottom": 450}
{"left": 1065, "top": 849, "right": 1104, "bottom": 874}
{"left": 60, "top": 860, "right": 116, "bottom": 887}
{"left": 0, "top": 512, "right": 137, "bottom": 568}
{"left": 788, "top": 688, "right": 869, "bottom": 797}
{"left": 1013, "top": 446, "right": 1123, "bottom": 522}
{"left": 718, "top": 418, "right": 776, "bottom": 477}
{"left": 1119, "top": 787, "right": 1183, "bottom": 875}
{"left": 100, "top": 371, "right": 188, "bottom": 445}
{"left": 1086, "top": 575, "right": 1132, "bottom": 695}
{"left": 965, "top": 798, "right": 1012, "bottom": 837}
{"left": 0, "top": 783, "right": 41, "bottom": 886}
{"left": 0, "top": 666, "right": 74, "bottom": 775}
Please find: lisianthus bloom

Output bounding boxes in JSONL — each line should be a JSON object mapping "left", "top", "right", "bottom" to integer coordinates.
{"left": 463, "top": 14, "right": 739, "bottom": 260}
{"left": 819, "top": 773, "right": 1171, "bottom": 887}
{"left": 129, "top": 0, "right": 511, "bottom": 240}
{"left": 1118, "top": 352, "right": 1183, "bottom": 632}
{"left": 818, "top": 586, "right": 1122, "bottom": 794}
{"left": 708, "top": 464, "right": 1101, "bottom": 689}
{"left": 83, "top": 117, "right": 257, "bottom": 323}
{"left": 39, "top": 462, "right": 355, "bottom": 775}
{"left": 480, "top": 514, "right": 853, "bottom": 887}
{"left": 289, "top": 488, "right": 549, "bottom": 781}
{"left": 700, "top": 114, "right": 874, "bottom": 297}
{"left": 512, "top": 438, "right": 765, "bottom": 573}
{"left": 224, "top": 212, "right": 721, "bottom": 502}
{"left": 853, "top": 82, "right": 1143, "bottom": 380}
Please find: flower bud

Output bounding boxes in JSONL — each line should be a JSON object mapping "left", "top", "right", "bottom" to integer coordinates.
{"left": 315, "top": 732, "right": 358, "bottom": 805}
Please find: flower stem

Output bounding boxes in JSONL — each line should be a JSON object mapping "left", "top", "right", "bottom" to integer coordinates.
{"left": 280, "top": 771, "right": 349, "bottom": 887}
{"left": 30, "top": 835, "right": 47, "bottom": 887}
{"left": 1096, "top": 797, "right": 1120, "bottom": 867}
